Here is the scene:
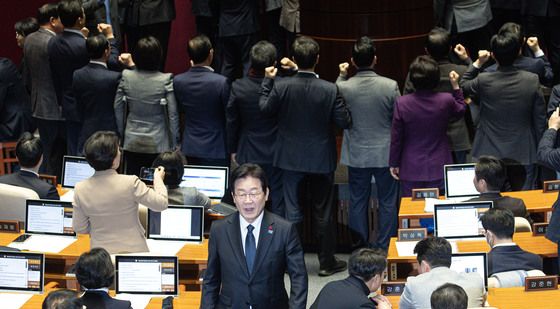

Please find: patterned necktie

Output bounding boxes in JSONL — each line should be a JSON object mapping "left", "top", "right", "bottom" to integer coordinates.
{"left": 245, "top": 224, "right": 256, "bottom": 274}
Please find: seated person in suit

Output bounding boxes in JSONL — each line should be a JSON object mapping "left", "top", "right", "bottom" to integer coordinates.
{"left": 399, "top": 237, "right": 486, "bottom": 309}
{"left": 468, "top": 155, "right": 532, "bottom": 223}
{"left": 76, "top": 247, "right": 132, "bottom": 309}
{"left": 201, "top": 163, "right": 308, "bottom": 308}
{"left": 311, "top": 248, "right": 391, "bottom": 309}
{"left": 480, "top": 208, "right": 542, "bottom": 275}
{"left": 151, "top": 151, "right": 211, "bottom": 207}
{"left": 42, "top": 289, "right": 80, "bottom": 309}
{"left": 430, "top": 283, "right": 467, "bottom": 309}
{"left": 0, "top": 132, "right": 59, "bottom": 199}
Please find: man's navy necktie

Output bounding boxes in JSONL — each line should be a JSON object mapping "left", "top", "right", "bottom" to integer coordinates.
{"left": 245, "top": 224, "right": 256, "bottom": 274}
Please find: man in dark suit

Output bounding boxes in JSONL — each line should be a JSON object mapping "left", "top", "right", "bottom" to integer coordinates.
{"left": 82, "top": 0, "right": 124, "bottom": 44}
{"left": 468, "top": 156, "right": 532, "bottom": 223}
{"left": 174, "top": 35, "right": 229, "bottom": 167}
{"left": 0, "top": 133, "right": 59, "bottom": 200}
{"left": 72, "top": 27, "right": 125, "bottom": 154}
{"left": 0, "top": 58, "right": 34, "bottom": 142}
{"left": 23, "top": 3, "right": 65, "bottom": 177}
{"left": 260, "top": 36, "right": 351, "bottom": 276}
{"left": 311, "top": 248, "right": 391, "bottom": 309}
{"left": 461, "top": 32, "right": 546, "bottom": 190}
{"left": 201, "top": 163, "right": 307, "bottom": 309}
{"left": 227, "top": 41, "right": 283, "bottom": 216}
{"left": 480, "top": 208, "right": 542, "bottom": 275}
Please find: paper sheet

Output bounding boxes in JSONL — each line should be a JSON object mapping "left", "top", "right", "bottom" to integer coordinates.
{"left": 60, "top": 190, "right": 74, "bottom": 202}
{"left": 8, "top": 235, "right": 77, "bottom": 253}
{"left": 146, "top": 239, "right": 187, "bottom": 256}
{"left": 0, "top": 293, "right": 34, "bottom": 309}
{"left": 424, "top": 198, "right": 462, "bottom": 213}
{"left": 114, "top": 294, "right": 153, "bottom": 309}
{"left": 395, "top": 241, "right": 418, "bottom": 257}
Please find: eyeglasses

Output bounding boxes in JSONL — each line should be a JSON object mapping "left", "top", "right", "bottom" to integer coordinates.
{"left": 234, "top": 191, "right": 263, "bottom": 200}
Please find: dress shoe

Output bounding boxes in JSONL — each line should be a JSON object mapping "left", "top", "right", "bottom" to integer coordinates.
{"left": 318, "top": 258, "right": 347, "bottom": 277}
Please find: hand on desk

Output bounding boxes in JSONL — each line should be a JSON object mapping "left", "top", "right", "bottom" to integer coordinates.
{"left": 372, "top": 294, "right": 392, "bottom": 309}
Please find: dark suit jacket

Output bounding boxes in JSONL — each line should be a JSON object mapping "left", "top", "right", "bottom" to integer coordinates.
{"left": 0, "top": 170, "right": 59, "bottom": 200}
{"left": 522, "top": 0, "right": 560, "bottom": 17}
{"left": 547, "top": 84, "right": 560, "bottom": 117}
{"left": 468, "top": 192, "right": 532, "bottom": 223}
{"left": 83, "top": 0, "right": 124, "bottom": 43}
{"left": 213, "top": 0, "right": 259, "bottom": 36}
{"left": 310, "top": 276, "right": 376, "bottom": 309}
{"left": 488, "top": 245, "right": 543, "bottom": 275}
{"left": 125, "top": 0, "right": 176, "bottom": 26}
{"left": 0, "top": 58, "right": 34, "bottom": 141}
{"left": 201, "top": 211, "right": 308, "bottom": 309}
{"left": 81, "top": 290, "right": 132, "bottom": 309}
{"left": 461, "top": 65, "right": 546, "bottom": 165}
{"left": 72, "top": 62, "right": 121, "bottom": 152}
{"left": 537, "top": 128, "right": 560, "bottom": 243}
{"left": 226, "top": 74, "right": 277, "bottom": 165}
{"left": 259, "top": 72, "right": 351, "bottom": 174}
{"left": 484, "top": 55, "right": 554, "bottom": 87}
{"left": 389, "top": 90, "right": 466, "bottom": 181}
{"left": 174, "top": 66, "right": 229, "bottom": 159}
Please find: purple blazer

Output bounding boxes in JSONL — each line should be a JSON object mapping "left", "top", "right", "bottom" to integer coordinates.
{"left": 389, "top": 89, "right": 465, "bottom": 181}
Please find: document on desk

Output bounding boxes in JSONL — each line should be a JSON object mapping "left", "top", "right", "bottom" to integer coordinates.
{"left": 395, "top": 241, "right": 418, "bottom": 256}
{"left": 424, "top": 198, "right": 459, "bottom": 213}
{"left": 146, "top": 239, "right": 187, "bottom": 256}
{"left": 0, "top": 293, "right": 34, "bottom": 308}
{"left": 8, "top": 235, "right": 77, "bottom": 253}
{"left": 115, "top": 294, "right": 153, "bottom": 309}
{"left": 60, "top": 190, "right": 74, "bottom": 202}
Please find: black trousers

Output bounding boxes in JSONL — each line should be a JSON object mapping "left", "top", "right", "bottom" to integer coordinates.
{"left": 195, "top": 15, "right": 222, "bottom": 71}
{"left": 126, "top": 22, "right": 172, "bottom": 71}
{"left": 219, "top": 33, "right": 258, "bottom": 81}
{"left": 35, "top": 118, "right": 66, "bottom": 179}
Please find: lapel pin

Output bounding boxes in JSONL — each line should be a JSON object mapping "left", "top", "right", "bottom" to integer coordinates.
{"left": 267, "top": 225, "right": 273, "bottom": 234}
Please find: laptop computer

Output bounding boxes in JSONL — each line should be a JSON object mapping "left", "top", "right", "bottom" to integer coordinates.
{"left": 451, "top": 252, "right": 488, "bottom": 289}
{"left": 181, "top": 165, "right": 236, "bottom": 215}
{"left": 434, "top": 201, "right": 493, "bottom": 241}
{"left": 115, "top": 255, "right": 179, "bottom": 296}
{"left": 0, "top": 251, "right": 44, "bottom": 293}
{"left": 60, "top": 156, "right": 95, "bottom": 201}
{"left": 147, "top": 205, "right": 204, "bottom": 243}
{"left": 444, "top": 163, "right": 479, "bottom": 201}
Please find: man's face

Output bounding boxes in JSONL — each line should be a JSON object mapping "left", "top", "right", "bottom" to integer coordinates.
{"left": 232, "top": 176, "right": 268, "bottom": 223}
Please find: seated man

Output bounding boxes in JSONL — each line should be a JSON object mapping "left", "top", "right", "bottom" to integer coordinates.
{"left": 480, "top": 208, "right": 542, "bottom": 275}
{"left": 0, "top": 132, "right": 59, "bottom": 199}
{"left": 399, "top": 237, "right": 485, "bottom": 309}
{"left": 42, "top": 289, "right": 80, "bottom": 309}
{"left": 430, "top": 283, "right": 468, "bottom": 309}
{"left": 468, "top": 155, "right": 532, "bottom": 223}
{"left": 310, "top": 248, "right": 391, "bottom": 309}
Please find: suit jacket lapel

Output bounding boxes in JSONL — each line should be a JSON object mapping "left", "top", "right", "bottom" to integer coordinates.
{"left": 225, "top": 213, "right": 251, "bottom": 277}
{"left": 249, "top": 212, "right": 275, "bottom": 282}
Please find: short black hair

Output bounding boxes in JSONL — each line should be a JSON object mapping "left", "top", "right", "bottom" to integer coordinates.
{"left": 475, "top": 155, "right": 507, "bottom": 191}
{"left": 15, "top": 17, "right": 39, "bottom": 36}
{"left": 348, "top": 248, "right": 387, "bottom": 282}
{"left": 250, "top": 40, "right": 277, "bottom": 72}
{"left": 75, "top": 247, "right": 115, "bottom": 289}
{"left": 430, "top": 283, "right": 468, "bottom": 309}
{"left": 42, "top": 289, "right": 79, "bottom": 309}
{"left": 16, "top": 132, "right": 43, "bottom": 168}
{"left": 187, "top": 35, "right": 212, "bottom": 64}
{"left": 231, "top": 163, "right": 268, "bottom": 193}
{"left": 133, "top": 36, "right": 163, "bottom": 71}
{"left": 58, "top": 0, "right": 83, "bottom": 28}
{"left": 409, "top": 55, "right": 440, "bottom": 90}
{"left": 57, "top": 297, "right": 83, "bottom": 309}
{"left": 425, "top": 27, "right": 451, "bottom": 61}
{"left": 491, "top": 32, "right": 520, "bottom": 66}
{"left": 292, "top": 36, "right": 320, "bottom": 70}
{"left": 152, "top": 151, "right": 186, "bottom": 186}
{"left": 86, "top": 34, "right": 109, "bottom": 59}
{"left": 38, "top": 3, "right": 59, "bottom": 25}
{"left": 84, "top": 131, "right": 119, "bottom": 171}
{"left": 480, "top": 208, "right": 515, "bottom": 239}
{"left": 352, "top": 36, "right": 376, "bottom": 68}
{"left": 414, "top": 237, "right": 452, "bottom": 268}
{"left": 498, "top": 22, "right": 524, "bottom": 46}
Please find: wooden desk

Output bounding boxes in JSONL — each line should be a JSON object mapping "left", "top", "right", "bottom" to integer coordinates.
{"left": 386, "top": 232, "right": 558, "bottom": 280}
{"left": 398, "top": 190, "right": 557, "bottom": 228}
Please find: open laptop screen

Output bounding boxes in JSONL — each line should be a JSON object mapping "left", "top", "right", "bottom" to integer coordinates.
{"left": 25, "top": 200, "right": 75, "bottom": 236}
{"left": 434, "top": 201, "right": 492, "bottom": 239}
{"left": 147, "top": 205, "right": 204, "bottom": 242}
{"left": 61, "top": 156, "right": 95, "bottom": 188}
{"left": 181, "top": 165, "right": 228, "bottom": 199}
{"left": 451, "top": 252, "right": 488, "bottom": 289}
{"left": 115, "top": 256, "right": 178, "bottom": 295}
{"left": 0, "top": 251, "right": 44, "bottom": 293}
{"left": 444, "top": 164, "right": 478, "bottom": 199}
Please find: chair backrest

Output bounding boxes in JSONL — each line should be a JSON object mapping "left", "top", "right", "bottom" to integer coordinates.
{"left": 514, "top": 217, "right": 532, "bottom": 233}
{"left": 489, "top": 269, "right": 546, "bottom": 288}
{"left": 138, "top": 204, "right": 148, "bottom": 231}
{"left": 0, "top": 183, "right": 39, "bottom": 224}
{"left": 39, "top": 174, "right": 58, "bottom": 187}
{"left": 0, "top": 141, "right": 19, "bottom": 175}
